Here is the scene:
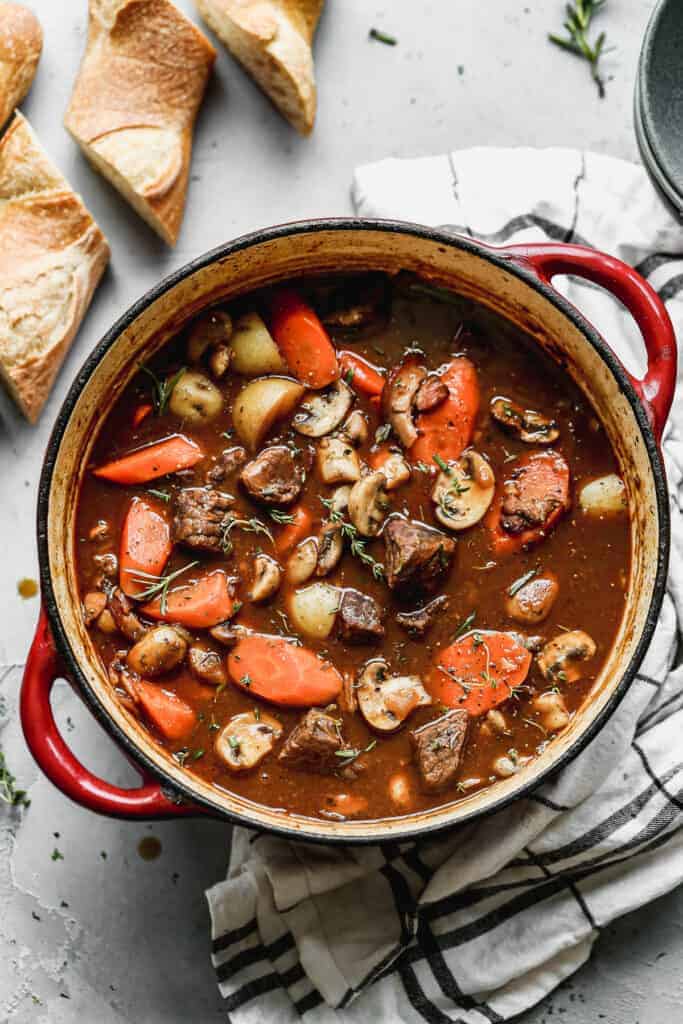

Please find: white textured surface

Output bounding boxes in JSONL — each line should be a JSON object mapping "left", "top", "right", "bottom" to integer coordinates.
{"left": 2, "top": 1, "right": 681, "bottom": 1021}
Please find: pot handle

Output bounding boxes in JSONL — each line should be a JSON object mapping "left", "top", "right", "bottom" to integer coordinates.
{"left": 21, "top": 608, "right": 198, "bottom": 819}
{"left": 503, "top": 243, "right": 677, "bottom": 443}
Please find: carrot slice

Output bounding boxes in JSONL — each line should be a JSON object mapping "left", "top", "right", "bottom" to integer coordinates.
{"left": 269, "top": 289, "right": 339, "bottom": 389}
{"left": 429, "top": 630, "right": 531, "bottom": 716}
{"left": 410, "top": 357, "right": 479, "bottom": 464}
{"left": 134, "top": 680, "right": 196, "bottom": 741}
{"left": 274, "top": 504, "right": 313, "bottom": 553}
{"left": 338, "top": 350, "right": 385, "bottom": 397}
{"left": 486, "top": 450, "right": 570, "bottom": 555}
{"left": 132, "top": 403, "right": 153, "bottom": 428}
{"left": 93, "top": 435, "right": 203, "bottom": 485}
{"left": 119, "top": 497, "right": 172, "bottom": 598}
{"left": 141, "top": 570, "right": 234, "bottom": 629}
{"left": 228, "top": 634, "right": 342, "bottom": 706}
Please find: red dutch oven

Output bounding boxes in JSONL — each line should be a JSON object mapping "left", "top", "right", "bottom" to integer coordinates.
{"left": 21, "top": 220, "right": 677, "bottom": 842}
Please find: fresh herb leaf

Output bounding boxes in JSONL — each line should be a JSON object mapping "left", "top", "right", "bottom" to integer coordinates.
{"left": 335, "top": 739, "right": 377, "bottom": 765}
{"left": 267, "top": 508, "right": 295, "bottom": 525}
{"left": 240, "top": 674, "right": 252, "bottom": 688}
{"left": 453, "top": 611, "right": 476, "bottom": 641}
{"left": 191, "top": 748, "right": 205, "bottom": 760}
{"left": 344, "top": 367, "right": 355, "bottom": 385}
{"left": 320, "top": 497, "right": 385, "bottom": 580}
{"left": 51, "top": 848, "right": 64, "bottom": 861}
{"left": 0, "top": 751, "right": 30, "bottom": 808}
{"left": 147, "top": 488, "right": 171, "bottom": 503}
{"left": 508, "top": 568, "right": 538, "bottom": 598}
{"left": 140, "top": 365, "right": 186, "bottom": 415}
{"left": 433, "top": 453, "right": 449, "bottom": 473}
{"left": 221, "top": 515, "right": 274, "bottom": 555}
{"left": 369, "top": 27, "right": 397, "bottom": 45}
{"left": 549, "top": 0, "right": 609, "bottom": 98}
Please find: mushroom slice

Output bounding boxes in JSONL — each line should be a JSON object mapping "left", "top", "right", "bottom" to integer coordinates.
{"left": 490, "top": 397, "right": 559, "bottom": 444}
{"left": 537, "top": 630, "right": 597, "bottom": 683}
{"left": 316, "top": 522, "right": 344, "bottom": 576}
{"left": 286, "top": 537, "right": 319, "bottom": 584}
{"left": 248, "top": 554, "right": 282, "bottom": 602}
{"left": 215, "top": 711, "right": 283, "bottom": 772}
{"left": 348, "top": 471, "right": 389, "bottom": 537}
{"left": 381, "top": 357, "right": 426, "bottom": 448}
{"left": 357, "top": 660, "right": 431, "bottom": 733}
{"left": 293, "top": 379, "right": 355, "bottom": 438}
{"left": 343, "top": 410, "right": 369, "bottom": 446}
{"left": 328, "top": 484, "right": 351, "bottom": 515}
{"left": 532, "top": 691, "right": 570, "bottom": 733}
{"left": 432, "top": 450, "right": 495, "bottom": 530}
{"left": 126, "top": 625, "right": 187, "bottom": 677}
{"left": 376, "top": 451, "right": 411, "bottom": 491}
{"left": 316, "top": 435, "right": 361, "bottom": 485}
{"left": 188, "top": 643, "right": 228, "bottom": 686}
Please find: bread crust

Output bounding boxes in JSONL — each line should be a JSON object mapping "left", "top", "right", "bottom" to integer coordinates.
{"left": 0, "top": 114, "right": 110, "bottom": 423}
{"left": 0, "top": 2, "right": 43, "bottom": 129}
{"left": 195, "top": 0, "right": 323, "bottom": 135}
{"left": 65, "top": 0, "right": 216, "bottom": 246}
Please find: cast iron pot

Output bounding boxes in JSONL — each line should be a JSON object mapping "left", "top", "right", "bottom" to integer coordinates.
{"left": 21, "top": 219, "right": 677, "bottom": 843}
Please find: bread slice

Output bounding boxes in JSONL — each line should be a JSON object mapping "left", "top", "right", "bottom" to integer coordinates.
{"left": 65, "top": 0, "right": 216, "bottom": 246}
{"left": 195, "top": 0, "right": 323, "bottom": 135}
{"left": 0, "top": 2, "right": 43, "bottom": 129}
{"left": 0, "top": 113, "right": 109, "bottom": 423}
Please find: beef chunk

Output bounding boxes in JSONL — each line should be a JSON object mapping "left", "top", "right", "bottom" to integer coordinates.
{"left": 207, "top": 446, "right": 247, "bottom": 484}
{"left": 173, "top": 487, "right": 233, "bottom": 553}
{"left": 396, "top": 595, "right": 450, "bottom": 637}
{"left": 383, "top": 517, "right": 455, "bottom": 593}
{"left": 107, "top": 588, "right": 146, "bottom": 641}
{"left": 414, "top": 375, "right": 449, "bottom": 413}
{"left": 278, "top": 709, "right": 342, "bottom": 772}
{"left": 501, "top": 452, "right": 570, "bottom": 535}
{"left": 337, "top": 588, "right": 385, "bottom": 643}
{"left": 411, "top": 710, "right": 468, "bottom": 793}
{"left": 240, "top": 446, "right": 304, "bottom": 506}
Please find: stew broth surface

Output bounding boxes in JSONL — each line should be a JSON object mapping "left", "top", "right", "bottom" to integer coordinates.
{"left": 75, "top": 275, "right": 630, "bottom": 822}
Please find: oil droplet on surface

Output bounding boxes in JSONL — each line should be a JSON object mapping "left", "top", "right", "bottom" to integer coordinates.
{"left": 137, "top": 836, "right": 162, "bottom": 861}
{"left": 18, "top": 578, "right": 38, "bottom": 599}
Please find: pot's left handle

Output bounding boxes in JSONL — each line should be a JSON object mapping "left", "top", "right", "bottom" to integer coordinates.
{"left": 21, "top": 609, "right": 197, "bottom": 819}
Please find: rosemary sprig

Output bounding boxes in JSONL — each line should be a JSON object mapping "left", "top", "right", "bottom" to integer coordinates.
{"left": 221, "top": 515, "right": 274, "bottom": 555}
{"left": 453, "top": 611, "right": 476, "bottom": 641}
{"left": 140, "top": 365, "right": 186, "bottom": 415}
{"left": 369, "top": 28, "right": 397, "bottom": 46}
{"left": 320, "top": 498, "right": 385, "bottom": 580}
{"left": 127, "top": 560, "right": 199, "bottom": 614}
{"left": 549, "top": 0, "right": 609, "bottom": 98}
{"left": 433, "top": 453, "right": 450, "bottom": 474}
{"left": 0, "top": 750, "right": 30, "bottom": 808}
{"left": 508, "top": 568, "right": 538, "bottom": 598}
{"left": 335, "top": 739, "right": 377, "bottom": 766}
{"left": 267, "top": 509, "right": 295, "bottom": 526}
{"left": 147, "top": 488, "right": 171, "bottom": 503}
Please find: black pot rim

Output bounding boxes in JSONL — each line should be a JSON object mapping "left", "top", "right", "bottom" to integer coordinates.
{"left": 36, "top": 217, "right": 671, "bottom": 844}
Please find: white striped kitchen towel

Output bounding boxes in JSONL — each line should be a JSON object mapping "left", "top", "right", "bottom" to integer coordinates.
{"left": 206, "top": 148, "right": 683, "bottom": 1023}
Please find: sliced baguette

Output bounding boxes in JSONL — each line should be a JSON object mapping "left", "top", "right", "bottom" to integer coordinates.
{"left": 0, "top": 2, "right": 43, "bottom": 129}
{"left": 0, "top": 113, "right": 110, "bottom": 423}
{"left": 195, "top": 0, "right": 323, "bottom": 135}
{"left": 65, "top": 0, "right": 216, "bottom": 246}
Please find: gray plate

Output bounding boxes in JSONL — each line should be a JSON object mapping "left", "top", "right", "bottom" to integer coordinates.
{"left": 636, "top": 0, "right": 683, "bottom": 218}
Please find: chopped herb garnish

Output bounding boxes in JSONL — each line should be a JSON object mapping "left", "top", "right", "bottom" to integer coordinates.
{"left": 433, "top": 453, "right": 449, "bottom": 473}
{"left": 240, "top": 674, "right": 252, "bottom": 688}
{"left": 320, "top": 497, "right": 385, "bottom": 580}
{"left": 508, "top": 568, "right": 538, "bottom": 598}
{"left": 51, "top": 848, "right": 64, "bottom": 861}
{"left": 147, "top": 488, "right": 171, "bottom": 503}
{"left": 140, "top": 365, "right": 186, "bottom": 415}
{"left": 0, "top": 750, "right": 30, "bottom": 808}
{"left": 335, "top": 739, "right": 377, "bottom": 766}
{"left": 191, "top": 748, "right": 205, "bottom": 761}
{"left": 126, "top": 560, "right": 199, "bottom": 615}
{"left": 268, "top": 508, "right": 295, "bottom": 525}
{"left": 522, "top": 718, "right": 547, "bottom": 736}
{"left": 344, "top": 367, "right": 355, "bottom": 385}
{"left": 414, "top": 460, "right": 430, "bottom": 473}
{"left": 453, "top": 611, "right": 476, "bottom": 641}
{"left": 549, "top": 0, "right": 609, "bottom": 98}
{"left": 369, "top": 27, "right": 397, "bottom": 45}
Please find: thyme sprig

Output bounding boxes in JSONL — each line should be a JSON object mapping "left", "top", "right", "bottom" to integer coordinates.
{"left": 335, "top": 739, "right": 377, "bottom": 766}
{"left": 267, "top": 508, "right": 295, "bottom": 525}
{"left": 320, "top": 497, "right": 385, "bottom": 580}
{"left": 221, "top": 515, "right": 274, "bottom": 555}
{"left": 369, "top": 28, "right": 397, "bottom": 46}
{"left": 127, "top": 560, "right": 200, "bottom": 614}
{"left": 549, "top": 0, "right": 609, "bottom": 98}
{"left": 508, "top": 568, "right": 538, "bottom": 598}
{"left": 140, "top": 365, "right": 186, "bottom": 415}
{"left": 0, "top": 750, "right": 30, "bottom": 808}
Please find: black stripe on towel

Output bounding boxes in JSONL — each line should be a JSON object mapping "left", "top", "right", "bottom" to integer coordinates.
{"left": 658, "top": 273, "right": 683, "bottom": 302}
{"left": 223, "top": 972, "right": 282, "bottom": 1012}
{"left": 416, "top": 917, "right": 504, "bottom": 1022}
{"left": 632, "top": 743, "right": 683, "bottom": 811}
{"left": 438, "top": 215, "right": 591, "bottom": 247}
{"left": 398, "top": 961, "right": 466, "bottom": 1024}
{"left": 212, "top": 918, "right": 257, "bottom": 954}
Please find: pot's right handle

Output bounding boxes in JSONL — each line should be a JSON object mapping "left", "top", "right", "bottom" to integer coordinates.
{"left": 503, "top": 243, "right": 677, "bottom": 443}
{"left": 21, "top": 609, "right": 198, "bottom": 819}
